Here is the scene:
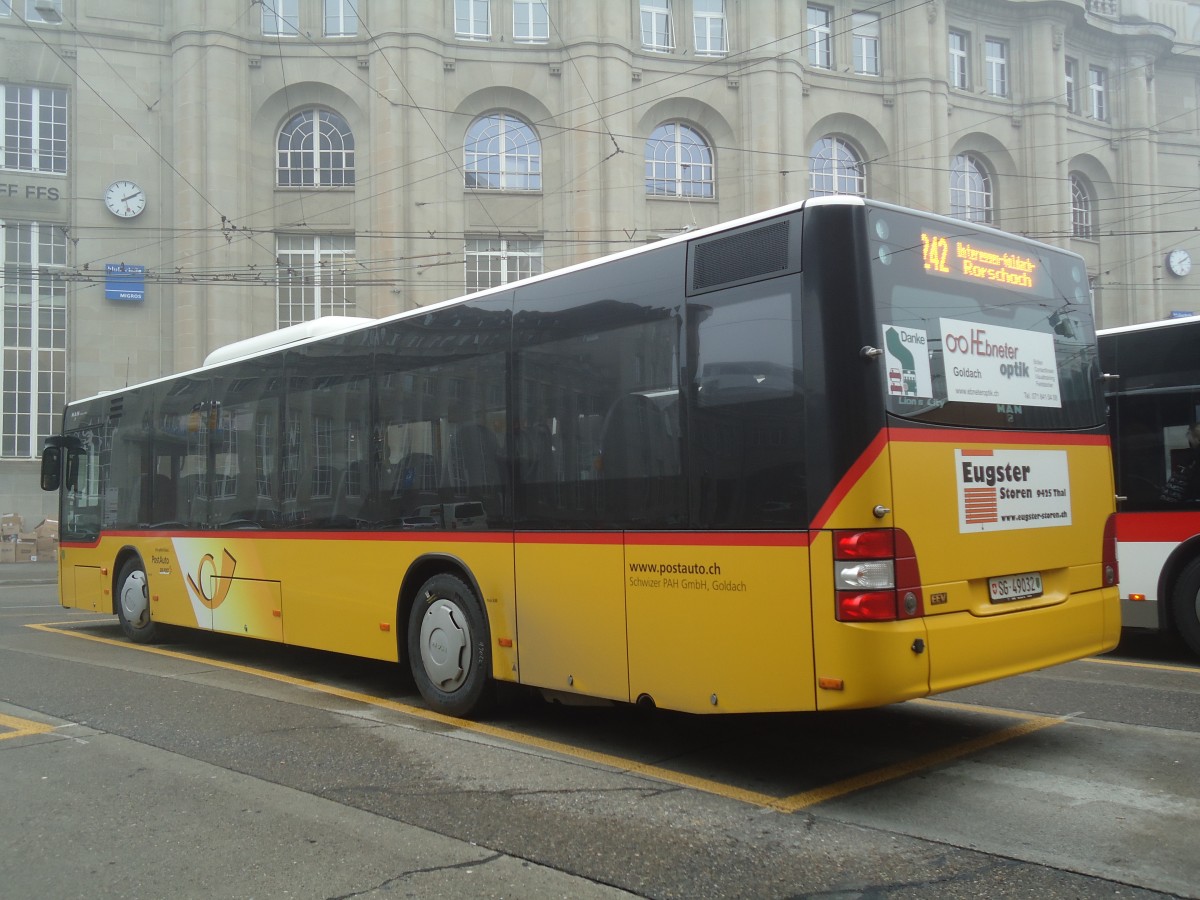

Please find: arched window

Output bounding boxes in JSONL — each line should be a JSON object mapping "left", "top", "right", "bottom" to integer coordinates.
{"left": 950, "top": 153, "right": 993, "bottom": 224}
{"left": 464, "top": 113, "right": 542, "bottom": 191}
{"left": 1070, "top": 174, "right": 1094, "bottom": 238}
{"left": 277, "top": 109, "right": 355, "bottom": 186}
{"left": 810, "top": 137, "right": 865, "bottom": 197}
{"left": 645, "top": 122, "right": 714, "bottom": 197}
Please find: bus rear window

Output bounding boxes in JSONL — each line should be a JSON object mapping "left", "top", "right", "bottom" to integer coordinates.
{"left": 868, "top": 209, "right": 1102, "bottom": 430}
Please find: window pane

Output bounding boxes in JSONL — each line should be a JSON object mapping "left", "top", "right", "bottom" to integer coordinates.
{"left": 2, "top": 219, "right": 65, "bottom": 458}
{"left": 644, "top": 122, "right": 714, "bottom": 198}
{"left": 1071, "top": 175, "right": 1093, "bottom": 239}
{"left": 689, "top": 284, "right": 805, "bottom": 529}
{"left": 641, "top": 0, "right": 673, "bottom": 51}
{"left": 807, "top": 7, "right": 831, "bottom": 68}
{"left": 852, "top": 13, "right": 880, "bottom": 76}
{"left": 465, "top": 237, "right": 544, "bottom": 291}
{"left": 985, "top": 39, "right": 1008, "bottom": 96}
{"left": 277, "top": 109, "right": 355, "bottom": 187}
{"left": 513, "top": 0, "right": 548, "bottom": 42}
{"left": 1065, "top": 58, "right": 1078, "bottom": 113}
{"left": 263, "top": 0, "right": 299, "bottom": 35}
{"left": 276, "top": 234, "right": 356, "bottom": 327}
{"left": 456, "top": 0, "right": 490, "bottom": 38}
{"left": 3, "top": 84, "right": 68, "bottom": 173}
{"left": 325, "top": 0, "right": 358, "bottom": 36}
{"left": 464, "top": 113, "right": 542, "bottom": 191}
{"left": 949, "top": 32, "right": 968, "bottom": 90}
{"left": 949, "top": 154, "right": 993, "bottom": 224}
{"left": 1089, "top": 67, "right": 1108, "bottom": 120}
{"left": 694, "top": 0, "right": 726, "bottom": 55}
{"left": 24, "top": 0, "right": 60, "bottom": 24}
{"left": 810, "top": 137, "right": 865, "bottom": 197}
{"left": 373, "top": 310, "right": 510, "bottom": 529}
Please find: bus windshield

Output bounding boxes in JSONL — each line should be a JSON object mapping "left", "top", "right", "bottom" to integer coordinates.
{"left": 867, "top": 207, "right": 1102, "bottom": 431}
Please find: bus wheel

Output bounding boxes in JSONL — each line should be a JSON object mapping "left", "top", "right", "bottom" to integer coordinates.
{"left": 1172, "top": 558, "right": 1200, "bottom": 658}
{"left": 116, "top": 559, "right": 162, "bottom": 644}
{"left": 407, "top": 574, "right": 494, "bottom": 718}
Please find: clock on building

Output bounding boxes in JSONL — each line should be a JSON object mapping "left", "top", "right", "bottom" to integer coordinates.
{"left": 1167, "top": 248, "right": 1192, "bottom": 277}
{"left": 104, "top": 180, "right": 146, "bottom": 218}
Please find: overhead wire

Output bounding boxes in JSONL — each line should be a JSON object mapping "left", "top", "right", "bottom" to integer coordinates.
{"left": 9, "top": 1, "right": 1200, "bottom": 301}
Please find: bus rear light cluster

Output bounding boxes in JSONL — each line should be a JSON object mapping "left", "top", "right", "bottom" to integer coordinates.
{"left": 1102, "top": 513, "right": 1119, "bottom": 588}
{"left": 833, "top": 529, "right": 924, "bottom": 622}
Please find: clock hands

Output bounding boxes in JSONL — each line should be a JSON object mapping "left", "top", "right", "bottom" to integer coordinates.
{"left": 106, "top": 181, "right": 145, "bottom": 217}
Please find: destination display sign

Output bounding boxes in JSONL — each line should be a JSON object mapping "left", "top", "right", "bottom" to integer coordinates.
{"left": 920, "top": 231, "right": 1039, "bottom": 293}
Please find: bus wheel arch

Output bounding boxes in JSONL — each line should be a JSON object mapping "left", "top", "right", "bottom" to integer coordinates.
{"left": 1158, "top": 535, "right": 1200, "bottom": 638}
{"left": 114, "top": 551, "right": 164, "bottom": 644}
{"left": 399, "top": 558, "right": 494, "bottom": 718}
{"left": 1168, "top": 556, "right": 1200, "bottom": 657}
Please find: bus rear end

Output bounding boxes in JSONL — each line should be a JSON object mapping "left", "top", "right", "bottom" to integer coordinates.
{"left": 805, "top": 201, "right": 1120, "bottom": 710}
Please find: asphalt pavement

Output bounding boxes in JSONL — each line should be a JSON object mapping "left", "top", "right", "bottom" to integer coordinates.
{"left": 0, "top": 558, "right": 57, "bottom": 586}
{"left": 0, "top": 559, "right": 642, "bottom": 899}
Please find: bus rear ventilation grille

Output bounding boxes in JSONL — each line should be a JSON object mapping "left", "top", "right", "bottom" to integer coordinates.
{"left": 690, "top": 220, "right": 790, "bottom": 293}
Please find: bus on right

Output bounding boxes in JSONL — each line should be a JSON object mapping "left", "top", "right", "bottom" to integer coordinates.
{"left": 1099, "top": 316, "right": 1200, "bottom": 656}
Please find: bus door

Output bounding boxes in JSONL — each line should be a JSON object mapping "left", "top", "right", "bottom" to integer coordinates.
{"left": 54, "top": 428, "right": 108, "bottom": 611}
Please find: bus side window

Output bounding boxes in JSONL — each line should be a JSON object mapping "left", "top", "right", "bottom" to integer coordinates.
{"left": 687, "top": 286, "right": 805, "bottom": 529}
{"left": 1161, "top": 421, "right": 1200, "bottom": 504}
{"left": 1114, "top": 393, "right": 1200, "bottom": 510}
{"left": 599, "top": 393, "right": 680, "bottom": 525}
{"left": 138, "top": 473, "right": 176, "bottom": 526}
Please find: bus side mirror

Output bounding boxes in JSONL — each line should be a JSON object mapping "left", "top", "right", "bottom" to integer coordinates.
{"left": 40, "top": 446, "right": 62, "bottom": 492}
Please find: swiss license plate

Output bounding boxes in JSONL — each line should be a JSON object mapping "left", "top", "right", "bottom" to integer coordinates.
{"left": 988, "top": 571, "right": 1043, "bottom": 603}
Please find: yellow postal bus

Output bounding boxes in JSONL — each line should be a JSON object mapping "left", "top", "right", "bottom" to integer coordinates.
{"left": 41, "top": 198, "right": 1120, "bottom": 716}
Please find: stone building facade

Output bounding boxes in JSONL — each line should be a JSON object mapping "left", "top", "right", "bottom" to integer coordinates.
{"left": 3, "top": 0, "right": 1200, "bottom": 521}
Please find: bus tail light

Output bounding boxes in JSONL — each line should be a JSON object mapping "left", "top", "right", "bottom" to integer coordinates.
{"left": 834, "top": 529, "right": 924, "bottom": 621}
{"left": 1103, "top": 513, "right": 1119, "bottom": 587}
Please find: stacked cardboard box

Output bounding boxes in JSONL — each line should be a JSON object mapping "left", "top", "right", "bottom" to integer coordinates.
{"left": 0, "top": 514, "right": 54, "bottom": 563}
{"left": 35, "top": 519, "right": 58, "bottom": 561}
{"left": 0, "top": 513, "right": 21, "bottom": 563}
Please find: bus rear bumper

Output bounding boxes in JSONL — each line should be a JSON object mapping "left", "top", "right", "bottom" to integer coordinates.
{"left": 924, "top": 585, "right": 1120, "bottom": 696}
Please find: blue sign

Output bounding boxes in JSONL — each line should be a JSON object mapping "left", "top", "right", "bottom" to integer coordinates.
{"left": 105, "top": 263, "right": 145, "bottom": 302}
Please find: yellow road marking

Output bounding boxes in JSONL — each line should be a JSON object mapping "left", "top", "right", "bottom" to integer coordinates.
{"left": 909, "top": 696, "right": 1053, "bottom": 719}
{"left": 27, "top": 620, "right": 1061, "bottom": 811}
{"left": 772, "top": 714, "right": 1062, "bottom": 812}
{"left": 0, "top": 711, "right": 55, "bottom": 741}
{"left": 1087, "top": 656, "right": 1200, "bottom": 675}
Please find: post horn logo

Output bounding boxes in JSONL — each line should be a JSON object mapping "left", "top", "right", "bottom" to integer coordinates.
{"left": 185, "top": 548, "right": 237, "bottom": 610}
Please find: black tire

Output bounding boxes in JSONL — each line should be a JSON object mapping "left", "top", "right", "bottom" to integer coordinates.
{"left": 115, "top": 558, "right": 163, "bottom": 644}
{"left": 1170, "top": 557, "right": 1200, "bottom": 658}
{"left": 407, "top": 573, "right": 494, "bottom": 718}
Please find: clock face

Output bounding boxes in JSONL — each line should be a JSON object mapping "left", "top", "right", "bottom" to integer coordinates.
{"left": 104, "top": 180, "right": 146, "bottom": 218}
{"left": 1168, "top": 249, "right": 1192, "bottom": 277}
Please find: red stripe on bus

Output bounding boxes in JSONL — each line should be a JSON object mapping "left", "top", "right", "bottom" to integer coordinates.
{"left": 1115, "top": 511, "right": 1200, "bottom": 543}
{"left": 82, "top": 530, "right": 810, "bottom": 549}
{"left": 810, "top": 430, "right": 890, "bottom": 530}
{"left": 103, "top": 529, "right": 513, "bottom": 544}
{"left": 626, "top": 531, "right": 810, "bottom": 547}
{"left": 514, "top": 532, "right": 623, "bottom": 546}
{"left": 889, "top": 427, "right": 1109, "bottom": 447}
